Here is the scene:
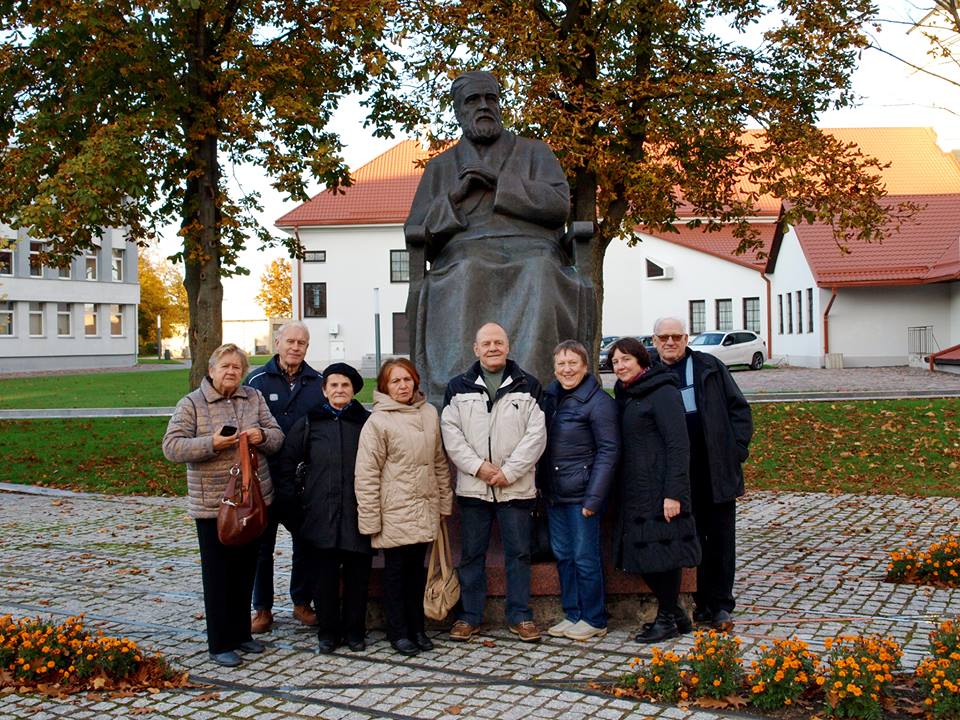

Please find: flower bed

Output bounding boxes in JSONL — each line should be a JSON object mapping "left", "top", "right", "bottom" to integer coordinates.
{"left": 887, "top": 535, "right": 960, "bottom": 588}
{"left": 604, "top": 623, "right": 960, "bottom": 719}
{"left": 0, "top": 615, "right": 189, "bottom": 696}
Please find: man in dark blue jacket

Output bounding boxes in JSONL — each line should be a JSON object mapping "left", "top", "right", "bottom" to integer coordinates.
{"left": 245, "top": 321, "right": 326, "bottom": 633}
{"left": 653, "top": 317, "right": 753, "bottom": 632}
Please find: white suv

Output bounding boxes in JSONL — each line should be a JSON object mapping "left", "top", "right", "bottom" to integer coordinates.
{"left": 689, "top": 330, "right": 766, "bottom": 370}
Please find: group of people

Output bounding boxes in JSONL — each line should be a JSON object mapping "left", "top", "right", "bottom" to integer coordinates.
{"left": 162, "top": 317, "right": 752, "bottom": 668}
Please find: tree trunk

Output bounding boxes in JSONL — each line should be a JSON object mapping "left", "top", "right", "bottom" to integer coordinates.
{"left": 184, "top": 133, "right": 223, "bottom": 390}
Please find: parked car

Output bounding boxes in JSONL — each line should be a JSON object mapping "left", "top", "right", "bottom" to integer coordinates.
{"left": 598, "top": 335, "right": 655, "bottom": 371}
{"left": 688, "top": 330, "right": 766, "bottom": 370}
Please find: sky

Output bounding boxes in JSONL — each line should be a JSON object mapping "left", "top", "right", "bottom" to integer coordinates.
{"left": 152, "top": 2, "right": 960, "bottom": 321}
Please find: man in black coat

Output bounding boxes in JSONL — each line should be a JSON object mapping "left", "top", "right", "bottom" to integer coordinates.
{"left": 244, "top": 321, "right": 326, "bottom": 633}
{"left": 653, "top": 317, "right": 753, "bottom": 631}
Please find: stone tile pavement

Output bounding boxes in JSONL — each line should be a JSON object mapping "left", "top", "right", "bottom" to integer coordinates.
{"left": 1, "top": 484, "right": 957, "bottom": 720}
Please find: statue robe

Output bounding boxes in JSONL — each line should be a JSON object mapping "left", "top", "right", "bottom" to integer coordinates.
{"left": 405, "top": 130, "right": 595, "bottom": 403}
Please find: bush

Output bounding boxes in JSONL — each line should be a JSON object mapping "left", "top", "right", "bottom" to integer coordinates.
{"left": 747, "top": 636, "right": 819, "bottom": 710}
{"left": 686, "top": 630, "right": 744, "bottom": 699}
{"left": 618, "top": 648, "right": 686, "bottom": 703}
{"left": 887, "top": 534, "right": 960, "bottom": 587}
{"left": 819, "top": 634, "right": 901, "bottom": 720}
{"left": 916, "top": 619, "right": 960, "bottom": 719}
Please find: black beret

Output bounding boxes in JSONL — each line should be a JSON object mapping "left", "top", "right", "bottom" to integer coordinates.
{"left": 322, "top": 362, "right": 363, "bottom": 393}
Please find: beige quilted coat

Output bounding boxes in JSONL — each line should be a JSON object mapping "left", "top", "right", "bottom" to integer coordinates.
{"left": 355, "top": 391, "right": 453, "bottom": 549}
{"left": 162, "top": 378, "right": 283, "bottom": 519}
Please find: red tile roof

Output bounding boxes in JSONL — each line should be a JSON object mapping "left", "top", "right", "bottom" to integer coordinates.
{"left": 639, "top": 222, "right": 778, "bottom": 270}
{"left": 783, "top": 193, "right": 960, "bottom": 286}
{"left": 276, "top": 140, "right": 430, "bottom": 228}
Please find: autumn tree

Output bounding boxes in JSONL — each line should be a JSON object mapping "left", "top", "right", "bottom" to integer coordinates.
{"left": 373, "top": 0, "right": 912, "bottom": 355}
{"left": 138, "top": 252, "right": 190, "bottom": 352}
{"left": 255, "top": 257, "right": 292, "bottom": 318}
{"left": 0, "top": 0, "right": 394, "bottom": 387}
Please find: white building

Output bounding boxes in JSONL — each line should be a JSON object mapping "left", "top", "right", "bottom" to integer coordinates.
{"left": 276, "top": 129, "right": 960, "bottom": 372}
{"left": 0, "top": 225, "right": 140, "bottom": 372}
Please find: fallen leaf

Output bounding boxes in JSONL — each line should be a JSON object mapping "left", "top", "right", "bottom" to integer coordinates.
{"left": 444, "top": 705, "right": 463, "bottom": 715}
{"left": 481, "top": 640, "right": 495, "bottom": 647}
{"left": 724, "top": 694, "right": 749, "bottom": 709}
{"left": 694, "top": 696, "right": 732, "bottom": 710}
{"left": 51, "top": 499, "right": 62, "bottom": 506}
{"left": 128, "top": 708, "right": 154, "bottom": 716}
{"left": 92, "top": 676, "right": 108, "bottom": 690}
{"left": 194, "top": 692, "right": 221, "bottom": 702}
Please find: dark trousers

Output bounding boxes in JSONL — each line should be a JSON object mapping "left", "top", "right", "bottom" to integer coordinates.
{"left": 642, "top": 568, "right": 681, "bottom": 618}
{"left": 311, "top": 547, "right": 372, "bottom": 643}
{"left": 195, "top": 518, "right": 258, "bottom": 654}
{"left": 457, "top": 498, "right": 533, "bottom": 626}
{"left": 252, "top": 503, "right": 312, "bottom": 610}
{"left": 692, "top": 481, "right": 737, "bottom": 613}
{"left": 382, "top": 543, "right": 428, "bottom": 641}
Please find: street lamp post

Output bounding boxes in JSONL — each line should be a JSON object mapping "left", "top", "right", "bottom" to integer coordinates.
{"left": 156, "top": 314, "right": 162, "bottom": 361}
{"left": 373, "top": 287, "right": 381, "bottom": 372}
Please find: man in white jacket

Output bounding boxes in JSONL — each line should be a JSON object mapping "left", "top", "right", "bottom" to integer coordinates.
{"left": 441, "top": 323, "right": 547, "bottom": 642}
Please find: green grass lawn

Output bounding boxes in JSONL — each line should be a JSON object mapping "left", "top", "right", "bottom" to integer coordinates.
{"left": 0, "top": 399, "right": 956, "bottom": 499}
{"left": 0, "top": 365, "right": 374, "bottom": 409}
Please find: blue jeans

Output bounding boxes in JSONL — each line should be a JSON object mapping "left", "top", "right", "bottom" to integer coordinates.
{"left": 547, "top": 504, "right": 605, "bottom": 628}
{"left": 457, "top": 498, "right": 533, "bottom": 626}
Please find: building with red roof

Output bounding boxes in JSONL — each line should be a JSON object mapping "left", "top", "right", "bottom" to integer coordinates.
{"left": 277, "top": 129, "right": 960, "bottom": 373}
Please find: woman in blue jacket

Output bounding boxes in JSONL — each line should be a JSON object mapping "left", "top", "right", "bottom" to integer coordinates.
{"left": 540, "top": 340, "right": 620, "bottom": 641}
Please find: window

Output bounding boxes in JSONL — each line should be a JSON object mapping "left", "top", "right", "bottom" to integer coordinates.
{"left": 29, "top": 241, "right": 44, "bottom": 277}
{"left": 390, "top": 249, "right": 410, "bottom": 283}
{"left": 111, "top": 248, "right": 125, "bottom": 281}
{"left": 806, "top": 288, "right": 814, "bottom": 333}
{"left": 84, "top": 303, "right": 98, "bottom": 336}
{"left": 58, "top": 261, "right": 71, "bottom": 279}
{"left": 84, "top": 251, "right": 98, "bottom": 280}
{"left": 689, "top": 300, "right": 705, "bottom": 335}
{"left": 0, "top": 241, "right": 13, "bottom": 275}
{"left": 0, "top": 301, "right": 12, "bottom": 335}
{"left": 29, "top": 302, "right": 44, "bottom": 336}
{"left": 393, "top": 312, "right": 410, "bottom": 354}
{"left": 743, "top": 297, "right": 760, "bottom": 333}
{"left": 786, "top": 292, "right": 793, "bottom": 333}
{"left": 795, "top": 290, "right": 802, "bottom": 335}
{"left": 110, "top": 304, "right": 123, "bottom": 336}
{"left": 715, "top": 299, "right": 733, "bottom": 331}
{"left": 303, "top": 250, "right": 326, "bottom": 263}
{"left": 57, "top": 303, "right": 72, "bottom": 336}
{"left": 303, "top": 283, "right": 326, "bottom": 317}
{"left": 646, "top": 259, "right": 664, "bottom": 278}
{"left": 777, "top": 294, "right": 783, "bottom": 334}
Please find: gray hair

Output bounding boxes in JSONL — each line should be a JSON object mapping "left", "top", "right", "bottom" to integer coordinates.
{"left": 275, "top": 320, "right": 310, "bottom": 343}
{"left": 553, "top": 339, "right": 589, "bottom": 368}
{"left": 653, "top": 316, "right": 687, "bottom": 334}
{"left": 451, "top": 71, "right": 500, "bottom": 103}
{"left": 208, "top": 343, "right": 250, "bottom": 375}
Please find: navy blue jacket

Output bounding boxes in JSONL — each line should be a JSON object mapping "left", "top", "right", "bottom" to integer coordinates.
{"left": 539, "top": 374, "right": 620, "bottom": 512}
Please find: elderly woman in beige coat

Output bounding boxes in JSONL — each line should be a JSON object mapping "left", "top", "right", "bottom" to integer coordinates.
{"left": 355, "top": 358, "right": 453, "bottom": 656}
{"left": 163, "top": 343, "right": 283, "bottom": 668}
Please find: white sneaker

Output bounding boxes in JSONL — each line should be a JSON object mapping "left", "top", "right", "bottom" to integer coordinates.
{"left": 564, "top": 620, "right": 608, "bottom": 641}
{"left": 548, "top": 619, "right": 575, "bottom": 637}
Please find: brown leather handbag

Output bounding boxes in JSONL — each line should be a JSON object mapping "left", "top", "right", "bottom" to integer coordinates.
{"left": 423, "top": 519, "right": 460, "bottom": 621}
{"left": 217, "top": 433, "right": 267, "bottom": 546}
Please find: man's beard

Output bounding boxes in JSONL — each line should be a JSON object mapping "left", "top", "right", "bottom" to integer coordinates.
{"left": 463, "top": 115, "right": 503, "bottom": 144}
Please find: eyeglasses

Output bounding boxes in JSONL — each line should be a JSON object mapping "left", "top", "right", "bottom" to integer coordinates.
{"left": 655, "top": 334, "right": 686, "bottom": 342}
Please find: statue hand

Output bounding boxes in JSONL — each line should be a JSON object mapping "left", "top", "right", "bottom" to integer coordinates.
{"left": 458, "top": 164, "right": 497, "bottom": 186}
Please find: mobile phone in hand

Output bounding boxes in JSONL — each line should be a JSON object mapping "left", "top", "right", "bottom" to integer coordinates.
{"left": 220, "top": 425, "right": 237, "bottom": 436}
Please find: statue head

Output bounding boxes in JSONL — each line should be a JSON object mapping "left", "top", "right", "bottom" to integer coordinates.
{"left": 451, "top": 71, "right": 503, "bottom": 145}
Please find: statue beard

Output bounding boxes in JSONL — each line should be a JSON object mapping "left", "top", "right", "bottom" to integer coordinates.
{"left": 462, "top": 115, "right": 503, "bottom": 144}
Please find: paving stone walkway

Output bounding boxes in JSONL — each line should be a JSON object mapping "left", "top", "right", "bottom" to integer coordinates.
{"left": 1, "top": 484, "right": 957, "bottom": 720}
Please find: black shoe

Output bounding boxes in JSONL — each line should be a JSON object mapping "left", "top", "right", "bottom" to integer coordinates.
{"left": 635, "top": 614, "right": 679, "bottom": 644}
{"left": 208, "top": 650, "right": 242, "bottom": 667}
{"left": 345, "top": 634, "right": 366, "bottom": 652}
{"left": 693, "top": 606, "right": 713, "bottom": 624}
{"left": 317, "top": 636, "right": 339, "bottom": 654}
{"left": 390, "top": 638, "right": 419, "bottom": 656}
{"left": 238, "top": 639, "right": 265, "bottom": 653}
{"left": 413, "top": 632, "right": 434, "bottom": 651}
{"left": 674, "top": 611, "right": 693, "bottom": 635}
{"left": 711, "top": 609, "right": 734, "bottom": 631}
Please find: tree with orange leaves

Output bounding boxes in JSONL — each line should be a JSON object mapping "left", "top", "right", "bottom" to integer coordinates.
{"left": 0, "top": 0, "right": 395, "bottom": 387}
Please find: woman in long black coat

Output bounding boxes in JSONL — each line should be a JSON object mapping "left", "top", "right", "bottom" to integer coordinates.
{"left": 273, "top": 362, "right": 372, "bottom": 654}
{"left": 610, "top": 337, "right": 701, "bottom": 643}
